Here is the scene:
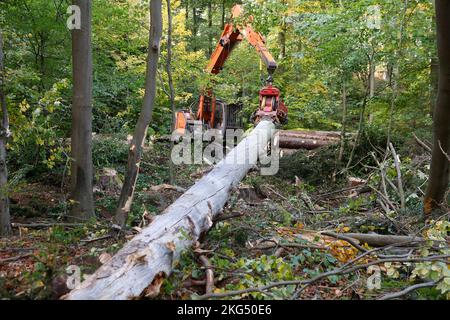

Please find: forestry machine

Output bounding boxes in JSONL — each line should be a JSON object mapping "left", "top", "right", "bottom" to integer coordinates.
{"left": 175, "top": 4, "right": 288, "bottom": 135}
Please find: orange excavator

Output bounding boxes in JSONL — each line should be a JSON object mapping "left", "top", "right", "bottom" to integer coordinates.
{"left": 175, "top": 4, "right": 288, "bottom": 135}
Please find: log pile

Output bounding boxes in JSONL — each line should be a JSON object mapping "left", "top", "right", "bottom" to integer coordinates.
{"left": 278, "top": 130, "right": 341, "bottom": 157}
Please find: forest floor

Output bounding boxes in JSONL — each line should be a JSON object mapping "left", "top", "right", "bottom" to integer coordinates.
{"left": 0, "top": 135, "right": 448, "bottom": 300}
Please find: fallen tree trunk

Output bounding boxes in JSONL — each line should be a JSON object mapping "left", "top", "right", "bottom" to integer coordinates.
{"left": 281, "top": 130, "right": 342, "bottom": 138}
{"left": 279, "top": 131, "right": 340, "bottom": 142}
{"left": 325, "top": 232, "right": 426, "bottom": 247}
{"left": 278, "top": 136, "right": 332, "bottom": 150}
{"left": 280, "top": 148, "right": 300, "bottom": 157}
{"left": 64, "top": 120, "right": 275, "bottom": 300}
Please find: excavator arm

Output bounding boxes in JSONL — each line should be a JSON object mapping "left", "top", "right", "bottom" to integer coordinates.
{"left": 175, "top": 4, "right": 287, "bottom": 135}
{"left": 206, "top": 5, "right": 277, "bottom": 79}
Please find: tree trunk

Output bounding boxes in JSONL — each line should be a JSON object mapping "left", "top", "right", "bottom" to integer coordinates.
{"left": 114, "top": 0, "right": 162, "bottom": 227}
{"left": 70, "top": 0, "right": 94, "bottom": 220}
{"left": 278, "top": 137, "right": 332, "bottom": 150}
{"left": 185, "top": 0, "right": 189, "bottom": 27}
{"left": 325, "top": 232, "right": 424, "bottom": 248}
{"left": 0, "top": 30, "right": 12, "bottom": 237}
{"left": 166, "top": 0, "right": 176, "bottom": 185}
{"left": 64, "top": 120, "right": 275, "bottom": 300}
{"left": 386, "top": 0, "right": 408, "bottom": 150}
{"left": 369, "top": 62, "right": 376, "bottom": 98}
{"left": 278, "top": 0, "right": 287, "bottom": 61}
{"left": 431, "top": 57, "right": 439, "bottom": 117}
{"left": 278, "top": 28, "right": 286, "bottom": 60}
{"left": 430, "top": 10, "right": 438, "bottom": 117}
{"left": 337, "top": 80, "right": 347, "bottom": 164}
{"left": 346, "top": 83, "right": 370, "bottom": 171}
{"left": 192, "top": 7, "right": 197, "bottom": 50}
{"left": 278, "top": 130, "right": 341, "bottom": 150}
{"left": 281, "top": 130, "right": 342, "bottom": 139}
{"left": 424, "top": 0, "right": 450, "bottom": 215}
{"left": 208, "top": 1, "right": 213, "bottom": 56}
{"left": 221, "top": 0, "right": 226, "bottom": 29}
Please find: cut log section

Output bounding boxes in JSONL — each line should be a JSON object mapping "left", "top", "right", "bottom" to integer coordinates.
{"left": 278, "top": 130, "right": 341, "bottom": 151}
{"left": 281, "top": 130, "right": 342, "bottom": 139}
{"left": 64, "top": 120, "right": 275, "bottom": 300}
{"left": 278, "top": 136, "right": 332, "bottom": 150}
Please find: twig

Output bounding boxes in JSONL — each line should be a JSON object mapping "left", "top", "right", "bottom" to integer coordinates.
{"left": 315, "top": 185, "right": 367, "bottom": 199}
{"left": 250, "top": 241, "right": 327, "bottom": 251}
{"left": 371, "top": 152, "right": 399, "bottom": 196}
{"left": 375, "top": 198, "right": 409, "bottom": 235}
{"left": 389, "top": 143, "right": 406, "bottom": 210}
{"left": 321, "top": 231, "right": 367, "bottom": 252}
{"left": 198, "top": 255, "right": 215, "bottom": 295}
{"left": 292, "top": 255, "right": 449, "bottom": 299}
{"left": 412, "top": 133, "right": 431, "bottom": 153}
{"left": 11, "top": 222, "right": 84, "bottom": 229}
{"left": 0, "top": 247, "right": 35, "bottom": 252}
{"left": 80, "top": 234, "right": 113, "bottom": 244}
{"left": 438, "top": 140, "right": 450, "bottom": 163}
{"left": 0, "top": 253, "right": 32, "bottom": 264}
{"left": 377, "top": 278, "right": 443, "bottom": 300}
{"left": 197, "top": 255, "right": 450, "bottom": 300}
{"left": 214, "top": 212, "right": 245, "bottom": 223}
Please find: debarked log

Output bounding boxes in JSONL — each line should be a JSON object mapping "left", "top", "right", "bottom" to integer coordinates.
{"left": 278, "top": 136, "right": 333, "bottom": 150}
{"left": 64, "top": 120, "right": 275, "bottom": 300}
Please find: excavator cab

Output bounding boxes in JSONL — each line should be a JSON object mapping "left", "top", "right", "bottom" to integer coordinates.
{"left": 175, "top": 96, "right": 243, "bottom": 135}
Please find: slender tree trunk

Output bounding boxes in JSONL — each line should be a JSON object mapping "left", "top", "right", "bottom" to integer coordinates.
{"left": 424, "top": 0, "right": 450, "bottom": 215}
{"left": 0, "top": 30, "right": 12, "bottom": 237}
{"left": 221, "top": 0, "right": 226, "bottom": 29}
{"left": 185, "top": 0, "right": 189, "bottom": 30}
{"left": 166, "top": 0, "right": 176, "bottom": 185}
{"left": 430, "top": 9, "right": 438, "bottom": 117}
{"left": 369, "top": 62, "right": 376, "bottom": 98}
{"left": 70, "top": 0, "right": 94, "bottom": 220}
{"left": 345, "top": 79, "right": 370, "bottom": 172}
{"left": 278, "top": 28, "right": 286, "bottom": 60}
{"left": 192, "top": 7, "right": 197, "bottom": 50}
{"left": 337, "top": 80, "right": 347, "bottom": 164}
{"left": 114, "top": 0, "right": 162, "bottom": 227}
{"left": 386, "top": 0, "right": 408, "bottom": 151}
{"left": 278, "top": 0, "right": 287, "bottom": 60}
{"left": 431, "top": 57, "right": 439, "bottom": 117}
{"left": 208, "top": 1, "right": 213, "bottom": 56}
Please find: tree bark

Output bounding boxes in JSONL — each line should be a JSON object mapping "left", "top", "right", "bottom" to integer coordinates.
{"left": 337, "top": 80, "right": 347, "bottom": 164}
{"left": 325, "top": 232, "right": 424, "bottom": 248}
{"left": 64, "top": 120, "right": 275, "bottom": 299}
{"left": 278, "top": 136, "right": 336, "bottom": 150}
{"left": 0, "top": 30, "right": 12, "bottom": 237}
{"left": 385, "top": 0, "right": 408, "bottom": 150}
{"left": 207, "top": 0, "right": 213, "bottom": 56}
{"left": 221, "top": 0, "right": 226, "bottom": 29}
{"left": 430, "top": 9, "right": 438, "bottom": 117}
{"left": 114, "top": 0, "right": 162, "bottom": 227}
{"left": 166, "top": 0, "right": 176, "bottom": 185}
{"left": 70, "top": 0, "right": 94, "bottom": 220}
{"left": 424, "top": 0, "right": 450, "bottom": 214}
{"left": 185, "top": 0, "right": 189, "bottom": 26}
{"left": 192, "top": 7, "right": 197, "bottom": 50}
{"left": 280, "top": 130, "right": 342, "bottom": 139}
{"left": 278, "top": 1, "right": 287, "bottom": 60}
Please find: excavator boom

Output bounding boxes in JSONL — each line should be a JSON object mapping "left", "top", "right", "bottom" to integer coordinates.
{"left": 206, "top": 5, "right": 277, "bottom": 77}
{"left": 175, "top": 4, "right": 287, "bottom": 135}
